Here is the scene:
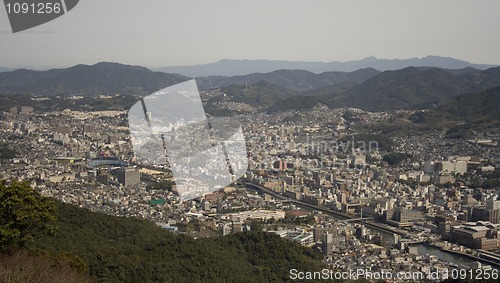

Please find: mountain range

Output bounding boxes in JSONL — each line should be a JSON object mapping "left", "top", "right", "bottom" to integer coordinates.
{"left": 197, "top": 68, "right": 379, "bottom": 92}
{"left": 319, "top": 67, "right": 476, "bottom": 111}
{"left": 154, "top": 56, "right": 497, "bottom": 77}
{"left": 410, "top": 86, "right": 500, "bottom": 124}
{"left": 324, "top": 66, "right": 500, "bottom": 111}
{"left": 0, "top": 62, "right": 188, "bottom": 96}
{"left": 1, "top": 61, "right": 500, "bottom": 115}
{"left": 215, "top": 66, "right": 500, "bottom": 113}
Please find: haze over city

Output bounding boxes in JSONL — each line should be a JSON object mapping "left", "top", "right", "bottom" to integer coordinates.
{"left": 1, "top": 1, "right": 500, "bottom": 282}
{"left": 1, "top": 0, "right": 500, "bottom": 69}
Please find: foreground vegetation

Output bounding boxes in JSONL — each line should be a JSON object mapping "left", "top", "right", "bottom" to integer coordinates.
{"left": 1, "top": 180, "right": 325, "bottom": 282}
{"left": 36, "top": 202, "right": 324, "bottom": 282}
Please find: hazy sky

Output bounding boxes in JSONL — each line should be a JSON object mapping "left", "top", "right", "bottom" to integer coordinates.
{"left": 1, "top": 0, "right": 499, "bottom": 68}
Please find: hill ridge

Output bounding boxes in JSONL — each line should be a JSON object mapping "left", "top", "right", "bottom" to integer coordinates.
{"left": 155, "top": 56, "right": 497, "bottom": 77}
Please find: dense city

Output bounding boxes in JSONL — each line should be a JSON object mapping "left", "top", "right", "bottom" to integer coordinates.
{"left": 1, "top": 96, "right": 499, "bottom": 281}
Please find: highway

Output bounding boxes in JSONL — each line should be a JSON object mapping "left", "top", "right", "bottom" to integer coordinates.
{"left": 244, "top": 182, "right": 405, "bottom": 236}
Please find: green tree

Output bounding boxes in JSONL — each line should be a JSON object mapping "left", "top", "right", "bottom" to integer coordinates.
{"left": 0, "top": 180, "right": 57, "bottom": 252}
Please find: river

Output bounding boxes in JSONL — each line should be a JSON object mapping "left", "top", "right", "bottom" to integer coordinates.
{"left": 414, "top": 244, "right": 477, "bottom": 268}
{"left": 244, "top": 184, "right": 490, "bottom": 267}
{"left": 365, "top": 223, "right": 491, "bottom": 268}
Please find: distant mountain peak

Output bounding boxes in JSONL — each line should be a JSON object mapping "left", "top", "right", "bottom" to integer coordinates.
{"left": 360, "top": 56, "right": 378, "bottom": 62}
{"left": 86, "top": 62, "right": 152, "bottom": 72}
{"left": 155, "top": 56, "right": 497, "bottom": 77}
